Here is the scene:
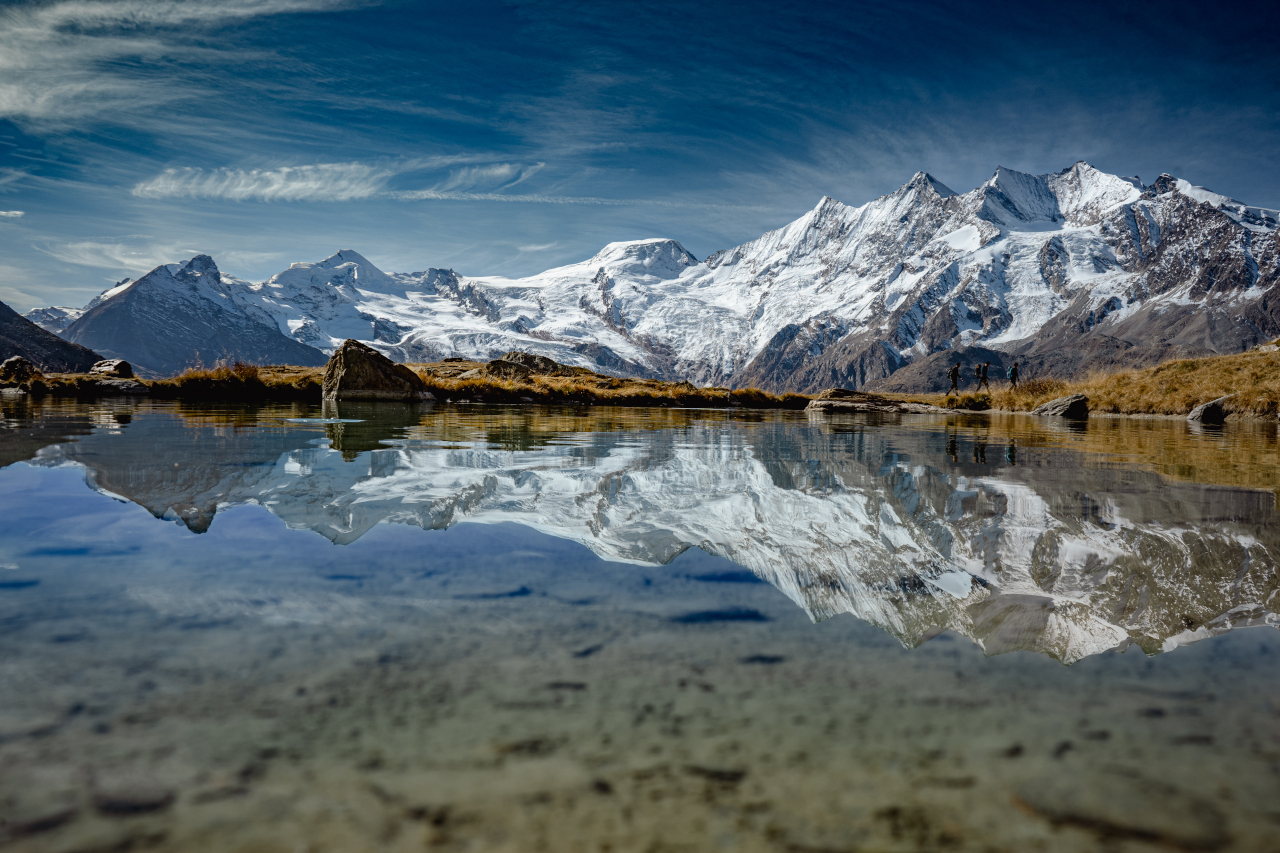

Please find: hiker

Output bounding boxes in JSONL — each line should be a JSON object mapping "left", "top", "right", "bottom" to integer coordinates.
{"left": 977, "top": 361, "right": 991, "bottom": 392}
{"left": 1007, "top": 360, "right": 1020, "bottom": 390}
{"left": 946, "top": 361, "right": 961, "bottom": 396}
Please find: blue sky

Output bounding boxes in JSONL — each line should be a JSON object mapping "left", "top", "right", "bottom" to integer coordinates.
{"left": 1, "top": 0, "right": 1277, "bottom": 311}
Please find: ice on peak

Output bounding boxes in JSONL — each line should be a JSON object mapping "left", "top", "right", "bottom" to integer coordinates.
{"left": 905, "top": 171, "right": 956, "bottom": 198}
{"left": 588, "top": 239, "right": 698, "bottom": 274}
{"left": 1172, "top": 179, "right": 1279, "bottom": 231}
{"left": 318, "top": 249, "right": 382, "bottom": 274}
{"left": 979, "top": 167, "right": 1061, "bottom": 225}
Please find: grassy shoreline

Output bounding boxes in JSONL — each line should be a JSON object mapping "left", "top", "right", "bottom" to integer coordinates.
{"left": 906, "top": 348, "right": 1280, "bottom": 420}
{"left": 19, "top": 347, "right": 1280, "bottom": 418}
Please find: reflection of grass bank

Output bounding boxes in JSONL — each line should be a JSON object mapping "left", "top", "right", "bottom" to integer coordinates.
{"left": 913, "top": 412, "right": 1280, "bottom": 499}
{"left": 915, "top": 349, "right": 1280, "bottom": 418}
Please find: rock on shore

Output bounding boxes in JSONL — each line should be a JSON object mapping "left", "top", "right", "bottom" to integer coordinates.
{"left": 1031, "top": 394, "right": 1090, "bottom": 419}
{"left": 322, "top": 339, "right": 434, "bottom": 402}
{"left": 1187, "top": 394, "right": 1234, "bottom": 425}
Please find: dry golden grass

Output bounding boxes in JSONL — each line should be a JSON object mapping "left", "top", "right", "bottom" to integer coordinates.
{"left": 412, "top": 361, "right": 810, "bottom": 409}
{"left": 910, "top": 349, "right": 1280, "bottom": 418}
{"left": 144, "top": 362, "right": 323, "bottom": 401}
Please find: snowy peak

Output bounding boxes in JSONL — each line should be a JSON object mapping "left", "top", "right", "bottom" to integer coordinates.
{"left": 586, "top": 239, "right": 698, "bottom": 278}
{"left": 317, "top": 249, "right": 383, "bottom": 275}
{"left": 906, "top": 171, "right": 956, "bottom": 199}
{"left": 978, "top": 166, "right": 1062, "bottom": 226}
{"left": 179, "top": 254, "right": 219, "bottom": 277}
{"left": 1170, "top": 178, "right": 1279, "bottom": 232}
{"left": 1045, "top": 161, "right": 1142, "bottom": 225}
{"left": 269, "top": 250, "right": 399, "bottom": 294}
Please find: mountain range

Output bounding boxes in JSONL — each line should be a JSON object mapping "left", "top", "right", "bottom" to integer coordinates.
{"left": 24, "top": 162, "right": 1280, "bottom": 388}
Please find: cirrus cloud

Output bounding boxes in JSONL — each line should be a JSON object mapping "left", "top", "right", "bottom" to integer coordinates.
{"left": 133, "top": 162, "right": 398, "bottom": 201}
{"left": 0, "top": 0, "right": 357, "bottom": 125}
{"left": 0, "top": 210, "right": 24, "bottom": 218}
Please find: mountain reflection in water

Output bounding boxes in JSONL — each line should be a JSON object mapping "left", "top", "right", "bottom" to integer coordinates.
{"left": 5, "top": 398, "right": 1279, "bottom": 664}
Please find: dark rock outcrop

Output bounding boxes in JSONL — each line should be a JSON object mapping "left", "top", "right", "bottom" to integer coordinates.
{"left": 0, "top": 300, "right": 101, "bottom": 373}
{"left": 0, "top": 356, "right": 40, "bottom": 384}
{"left": 90, "top": 359, "right": 133, "bottom": 378}
{"left": 322, "top": 339, "right": 434, "bottom": 401}
{"left": 499, "top": 351, "right": 583, "bottom": 376}
{"left": 1031, "top": 394, "right": 1090, "bottom": 419}
{"left": 1187, "top": 394, "right": 1234, "bottom": 425}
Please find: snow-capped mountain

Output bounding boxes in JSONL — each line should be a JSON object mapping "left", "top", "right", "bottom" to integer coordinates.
{"left": 24, "top": 406, "right": 1280, "bottom": 664}
{"left": 55, "top": 257, "right": 327, "bottom": 376}
{"left": 29, "top": 162, "right": 1280, "bottom": 387}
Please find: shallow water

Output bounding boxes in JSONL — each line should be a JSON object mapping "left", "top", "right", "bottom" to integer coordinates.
{"left": 1, "top": 398, "right": 1278, "bottom": 852}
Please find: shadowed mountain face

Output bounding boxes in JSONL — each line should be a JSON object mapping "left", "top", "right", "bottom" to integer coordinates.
{"left": 61, "top": 256, "right": 327, "bottom": 378}
{"left": 26, "top": 164, "right": 1280, "bottom": 390}
{"left": 0, "top": 299, "right": 101, "bottom": 373}
{"left": 6, "top": 400, "right": 1277, "bottom": 664}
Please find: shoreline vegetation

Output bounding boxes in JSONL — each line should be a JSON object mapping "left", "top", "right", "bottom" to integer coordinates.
{"left": 10, "top": 345, "right": 1280, "bottom": 419}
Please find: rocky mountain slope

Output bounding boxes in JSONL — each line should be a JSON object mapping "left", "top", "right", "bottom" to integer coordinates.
{"left": 28, "top": 163, "right": 1280, "bottom": 388}
{"left": 57, "top": 256, "right": 327, "bottom": 377}
{"left": 0, "top": 299, "right": 101, "bottom": 373}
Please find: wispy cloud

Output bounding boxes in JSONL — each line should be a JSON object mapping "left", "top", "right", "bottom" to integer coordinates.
{"left": 518, "top": 242, "right": 558, "bottom": 252}
{"left": 133, "top": 163, "right": 398, "bottom": 201}
{"left": 434, "top": 162, "right": 544, "bottom": 192}
{"left": 387, "top": 188, "right": 767, "bottom": 211}
{"left": 0, "top": 0, "right": 354, "bottom": 125}
{"left": 0, "top": 210, "right": 24, "bottom": 218}
{"left": 132, "top": 160, "right": 768, "bottom": 209}
{"left": 36, "top": 239, "right": 199, "bottom": 271}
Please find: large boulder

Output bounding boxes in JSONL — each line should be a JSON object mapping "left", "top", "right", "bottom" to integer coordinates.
{"left": 1031, "top": 394, "right": 1089, "bottom": 419}
{"left": 90, "top": 359, "right": 134, "bottom": 378}
{"left": 1187, "top": 394, "right": 1234, "bottom": 425}
{"left": 322, "top": 339, "right": 434, "bottom": 402}
{"left": 0, "top": 356, "right": 40, "bottom": 384}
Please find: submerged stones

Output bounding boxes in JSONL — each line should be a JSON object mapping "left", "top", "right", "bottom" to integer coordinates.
{"left": 89, "top": 359, "right": 133, "bottom": 379}
{"left": 1031, "top": 394, "right": 1090, "bottom": 419}
{"left": 91, "top": 379, "right": 149, "bottom": 395}
{"left": 1187, "top": 394, "right": 1234, "bottom": 425}
{"left": 1015, "top": 771, "right": 1227, "bottom": 851}
{"left": 322, "top": 339, "right": 434, "bottom": 402}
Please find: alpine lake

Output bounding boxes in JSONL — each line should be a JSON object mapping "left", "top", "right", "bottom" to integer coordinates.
{"left": 1, "top": 397, "right": 1278, "bottom": 853}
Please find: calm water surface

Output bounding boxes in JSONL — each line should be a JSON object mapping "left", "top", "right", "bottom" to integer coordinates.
{"left": 1, "top": 398, "right": 1278, "bottom": 853}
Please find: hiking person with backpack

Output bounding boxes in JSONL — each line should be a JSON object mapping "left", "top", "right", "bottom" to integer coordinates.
{"left": 977, "top": 361, "right": 991, "bottom": 392}
{"left": 1007, "top": 360, "right": 1020, "bottom": 390}
{"left": 946, "top": 361, "right": 961, "bottom": 395}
